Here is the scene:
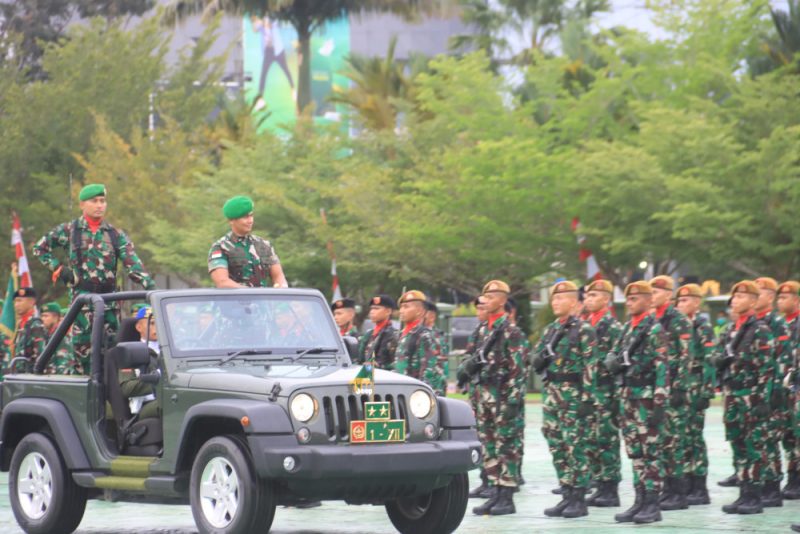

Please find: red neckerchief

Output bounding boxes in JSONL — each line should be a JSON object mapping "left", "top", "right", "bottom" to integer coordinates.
{"left": 488, "top": 312, "right": 505, "bottom": 330}
{"left": 654, "top": 302, "right": 669, "bottom": 319}
{"left": 339, "top": 324, "right": 352, "bottom": 336}
{"left": 756, "top": 308, "right": 771, "bottom": 320}
{"left": 735, "top": 311, "right": 754, "bottom": 330}
{"left": 785, "top": 311, "right": 800, "bottom": 323}
{"left": 372, "top": 319, "right": 390, "bottom": 338}
{"left": 48, "top": 325, "right": 58, "bottom": 336}
{"left": 590, "top": 308, "right": 608, "bottom": 327}
{"left": 558, "top": 315, "right": 570, "bottom": 325}
{"left": 402, "top": 319, "right": 421, "bottom": 336}
{"left": 18, "top": 310, "right": 34, "bottom": 330}
{"left": 631, "top": 311, "right": 649, "bottom": 329}
{"left": 84, "top": 215, "right": 102, "bottom": 234}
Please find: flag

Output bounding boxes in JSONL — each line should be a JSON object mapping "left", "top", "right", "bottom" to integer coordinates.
{"left": 331, "top": 259, "right": 343, "bottom": 302}
{"left": 0, "top": 271, "right": 16, "bottom": 339}
{"left": 571, "top": 217, "right": 601, "bottom": 281}
{"left": 351, "top": 363, "right": 374, "bottom": 396}
{"left": 11, "top": 212, "right": 32, "bottom": 288}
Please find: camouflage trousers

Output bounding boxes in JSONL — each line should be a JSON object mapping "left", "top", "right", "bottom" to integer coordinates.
{"left": 541, "top": 384, "right": 590, "bottom": 489}
{"left": 470, "top": 385, "right": 486, "bottom": 480}
{"left": 684, "top": 385, "right": 710, "bottom": 477}
{"left": 764, "top": 401, "right": 795, "bottom": 482}
{"left": 620, "top": 397, "right": 663, "bottom": 492}
{"left": 588, "top": 385, "right": 622, "bottom": 483}
{"left": 724, "top": 394, "right": 768, "bottom": 485}
{"left": 73, "top": 303, "right": 119, "bottom": 375}
{"left": 479, "top": 391, "right": 521, "bottom": 488}
{"left": 662, "top": 391, "right": 690, "bottom": 478}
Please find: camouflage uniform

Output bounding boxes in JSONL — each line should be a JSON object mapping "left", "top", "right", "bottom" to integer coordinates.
{"left": 477, "top": 314, "right": 526, "bottom": 488}
{"left": 686, "top": 314, "right": 716, "bottom": 478}
{"left": 430, "top": 327, "right": 449, "bottom": 396}
{"left": 356, "top": 321, "right": 398, "bottom": 368}
{"left": 394, "top": 321, "right": 445, "bottom": 396}
{"left": 534, "top": 317, "right": 597, "bottom": 491}
{"left": 339, "top": 325, "right": 360, "bottom": 339}
{"left": 45, "top": 327, "right": 80, "bottom": 375}
{"left": 655, "top": 305, "right": 693, "bottom": 484}
{"left": 0, "top": 330, "right": 11, "bottom": 378}
{"left": 589, "top": 310, "right": 624, "bottom": 484}
{"left": 614, "top": 314, "right": 668, "bottom": 494}
{"left": 460, "top": 321, "right": 489, "bottom": 494}
{"left": 208, "top": 231, "right": 280, "bottom": 287}
{"left": 12, "top": 313, "right": 47, "bottom": 374}
{"left": 33, "top": 216, "right": 156, "bottom": 373}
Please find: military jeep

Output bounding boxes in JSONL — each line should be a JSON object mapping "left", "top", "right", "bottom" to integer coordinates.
{"left": 0, "top": 289, "right": 480, "bottom": 534}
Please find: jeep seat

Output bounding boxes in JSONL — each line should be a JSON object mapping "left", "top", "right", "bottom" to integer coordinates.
{"left": 104, "top": 342, "right": 163, "bottom": 456}
{"left": 117, "top": 317, "right": 141, "bottom": 344}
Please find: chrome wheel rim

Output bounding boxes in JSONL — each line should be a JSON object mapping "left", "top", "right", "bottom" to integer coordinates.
{"left": 17, "top": 452, "right": 53, "bottom": 520}
{"left": 199, "top": 457, "right": 240, "bottom": 528}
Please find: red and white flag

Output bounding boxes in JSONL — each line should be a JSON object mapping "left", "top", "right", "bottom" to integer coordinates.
{"left": 331, "top": 259, "right": 343, "bottom": 302}
{"left": 571, "top": 217, "right": 601, "bottom": 281}
{"left": 11, "top": 212, "right": 32, "bottom": 288}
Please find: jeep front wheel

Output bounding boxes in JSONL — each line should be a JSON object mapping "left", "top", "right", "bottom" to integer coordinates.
{"left": 190, "top": 435, "right": 276, "bottom": 534}
{"left": 385, "top": 473, "right": 469, "bottom": 534}
{"left": 9, "top": 432, "right": 87, "bottom": 534}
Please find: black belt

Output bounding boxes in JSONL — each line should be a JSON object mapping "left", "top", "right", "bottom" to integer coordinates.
{"left": 597, "top": 376, "right": 615, "bottom": 387}
{"left": 549, "top": 372, "right": 582, "bottom": 385}
{"left": 76, "top": 280, "right": 116, "bottom": 294}
{"left": 624, "top": 377, "right": 654, "bottom": 388}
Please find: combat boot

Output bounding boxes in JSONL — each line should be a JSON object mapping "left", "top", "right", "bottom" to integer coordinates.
{"left": 488, "top": 486, "right": 516, "bottom": 516}
{"left": 658, "top": 476, "right": 673, "bottom": 504}
{"left": 551, "top": 485, "right": 564, "bottom": 495}
{"left": 472, "top": 486, "right": 499, "bottom": 515}
{"left": 687, "top": 475, "right": 710, "bottom": 505}
{"left": 660, "top": 476, "right": 688, "bottom": 510}
{"left": 791, "top": 524, "right": 800, "bottom": 532}
{"left": 783, "top": 470, "right": 800, "bottom": 500}
{"left": 633, "top": 490, "right": 663, "bottom": 524}
{"left": 562, "top": 487, "right": 589, "bottom": 518}
{"left": 722, "top": 484, "right": 746, "bottom": 514}
{"left": 469, "top": 472, "right": 491, "bottom": 499}
{"left": 587, "top": 480, "right": 620, "bottom": 507}
{"left": 544, "top": 486, "right": 572, "bottom": 517}
{"left": 761, "top": 480, "right": 783, "bottom": 507}
{"left": 614, "top": 484, "right": 644, "bottom": 522}
{"left": 718, "top": 472, "right": 739, "bottom": 487}
{"left": 736, "top": 482, "right": 764, "bottom": 514}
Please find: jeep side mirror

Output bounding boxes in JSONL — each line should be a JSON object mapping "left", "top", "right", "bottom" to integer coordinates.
{"left": 342, "top": 336, "right": 359, "bottom": 361}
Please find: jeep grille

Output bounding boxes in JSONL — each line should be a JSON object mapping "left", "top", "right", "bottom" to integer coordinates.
{"left": 322, "top": 393, "right": 409, "bottom": 442}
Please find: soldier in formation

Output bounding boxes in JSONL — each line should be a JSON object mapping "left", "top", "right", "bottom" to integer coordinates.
{"left": 9, "top": 288, "right": 46, "bottom": 375}
{"left": 356, "top": 295, "right": 398, "bottom": 368}
{"left": 777, "top": 281, "right": 800, "bottom": 500}
{"left": 393, "top": 291, "right": 446, "bottom": 396}
{"left": 331, "top": 298, "right": 359, "bottom": 338}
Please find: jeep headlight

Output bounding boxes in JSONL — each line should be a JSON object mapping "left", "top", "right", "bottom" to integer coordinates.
{"left": 290, "top": 393, "right": 317, "bottom": 422}
{"left": 409, "top": 390, "right": 434, "bottom": 419}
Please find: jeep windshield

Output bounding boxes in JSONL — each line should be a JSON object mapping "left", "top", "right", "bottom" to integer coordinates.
{"left": 160, "top": 294, "right": 341, "bottom": 358}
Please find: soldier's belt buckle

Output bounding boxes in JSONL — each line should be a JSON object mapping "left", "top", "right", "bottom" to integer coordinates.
{"left": 350, "top": 401, "right": 406, "bottom": 444}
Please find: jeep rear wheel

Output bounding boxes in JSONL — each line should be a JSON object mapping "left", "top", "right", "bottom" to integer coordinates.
{"left": 385, "top": 473, "right": 469, "bottom": 534}
{"left": 190, "top": 435, "right": 276, "bottom": 534}
{"left": 9, "top": 432, "right": 87, "bottom": 534}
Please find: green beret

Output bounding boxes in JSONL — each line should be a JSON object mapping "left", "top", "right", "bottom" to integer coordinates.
{"left": 42, "top": 302, "right": 62, "bottom": 315}
{"left": 79, "top": 184, "right": 106, "bottom": 201}
{"left": 223, "top": 196, "right": 254, "bottom": 220}
{"left": 60, "top": 307, "right": 69, "bottom": 315}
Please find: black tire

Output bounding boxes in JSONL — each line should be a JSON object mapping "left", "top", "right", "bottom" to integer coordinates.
{"left": 386, "top": 473, "right": 469, "bottom": 534}
{"left": 8, "top": 432, "right": 87, "bottom": 534}
{"left": 189, "top": 435, "right": 276, "bottom": 534}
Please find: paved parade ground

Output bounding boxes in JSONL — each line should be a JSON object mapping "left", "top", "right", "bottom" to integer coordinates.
{"left": 0, "top": 405, "right": 796, "bottom": 533}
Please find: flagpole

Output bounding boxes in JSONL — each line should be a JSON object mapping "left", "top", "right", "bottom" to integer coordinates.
{"left": 320, "top": 209, "right": 343, "bottom": 301}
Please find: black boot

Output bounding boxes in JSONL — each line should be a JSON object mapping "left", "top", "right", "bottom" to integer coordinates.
{"left": 544, "top": 486, "right": 572, "bottom": 517}
{"left": 472, "top": 486, "right": 500, "bottom": 515}
{"left": 791, "top": 524, "right": 800, "bottom": 533}
{"left": 783, "top": 471, "right": 800, "bottom": 500}
{"left": 614, "top": 484, "right": 644, "bottom": 522}
{"left": 469, "top": 472, "right": 491, "bottom": 499}
{"left": 687, "top": 474, "right": 710, "bottom": 505}
{"left": 562, "top": 487, "right": 589, "bottom": 518}
{"left": 551, "top": 485, "right": 564, "bottom": 495}
{"left": 660, "top": 476, "right": 689, "bottom": 511}
{"left": 722, "top": 484, "right": 746, "bottom": 514}
{"left": 762, "top": 480, "right": 783, "bottom": 507}
{"left": 633, "top": 490, "right": 663, "bottom": 524}
{"left": 736, "top": 482, "right": 764, "bottom": 514}
{"left": 718, "top": 472, "right": 739, "bottom": 487}
{"left": 488, "top": 486, "right": 516, "bottom": 516}
{"left": 587, "top": 480, "right": 620, "bottom": 507}
{"left": 658, "top": 476, "right": 673, "bottom": 504}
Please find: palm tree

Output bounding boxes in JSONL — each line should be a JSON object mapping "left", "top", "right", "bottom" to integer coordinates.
{"left": 163, "top": 0, "right": 450, "bottom": 112}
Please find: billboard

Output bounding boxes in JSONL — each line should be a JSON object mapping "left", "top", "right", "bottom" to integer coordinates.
{"left": 243, "top": 15, "right": 350, "bottom": 132}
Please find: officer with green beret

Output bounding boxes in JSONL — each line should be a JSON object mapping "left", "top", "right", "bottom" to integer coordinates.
{"left": 208, "top": 196, "right": 288, "bottom": 289}
{"left": 33, "top": 184, "right": 157, "bottom": 374}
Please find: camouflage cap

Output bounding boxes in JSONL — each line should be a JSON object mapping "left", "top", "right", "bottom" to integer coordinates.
{"left": 42, "top": 302, "right": 62, "bottom": 315}
{"left": 223, "top": 196, "right": 254, "bottom": 220}
{"left": 370, "top": 295, "right": 397, "bottom": 309}
{"left": 79, "top": 183, "right": 106, "bottom": 201}
{"left": 755, "top": 277, "right": 778, "bottom": 292}
{"left": 585, "top": 279, "right": 613, "bottom": 294}
{"left": 731, "top": 280, "right": 759, "bottom": 296}
{"left": 778, "top": 281, "right": 800, "bottom": 296}
{"left": 550, "top": 280, "right": 579, "bottom": 296}
{"left": 624, "top": 281, "right": 652, "bottom": 297}
{"left": 649, "top": 275, "right": 674, "bottom": 292}
{"left": 482, "top": 280, "right": 510, "bottom": 295}
{"left": 677, "top": 283, "right": 703, "bottom": 298}
{"left": 331, "top": 298, "right": 356, "bottom": 311}
{"left": 399, "top": 290, "right": 426, "bottom": 305}
{"left": 14, "top": 287, "right": 37, "bottom": 299}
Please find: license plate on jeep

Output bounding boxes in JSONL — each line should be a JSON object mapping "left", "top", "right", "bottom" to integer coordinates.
{"left": 350, "top": 401, "right": 406, "bottom": 443}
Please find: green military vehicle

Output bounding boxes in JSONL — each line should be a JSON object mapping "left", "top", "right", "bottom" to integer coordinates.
{"left": 0, "top": 289, "right": 480, "bottom": 534}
